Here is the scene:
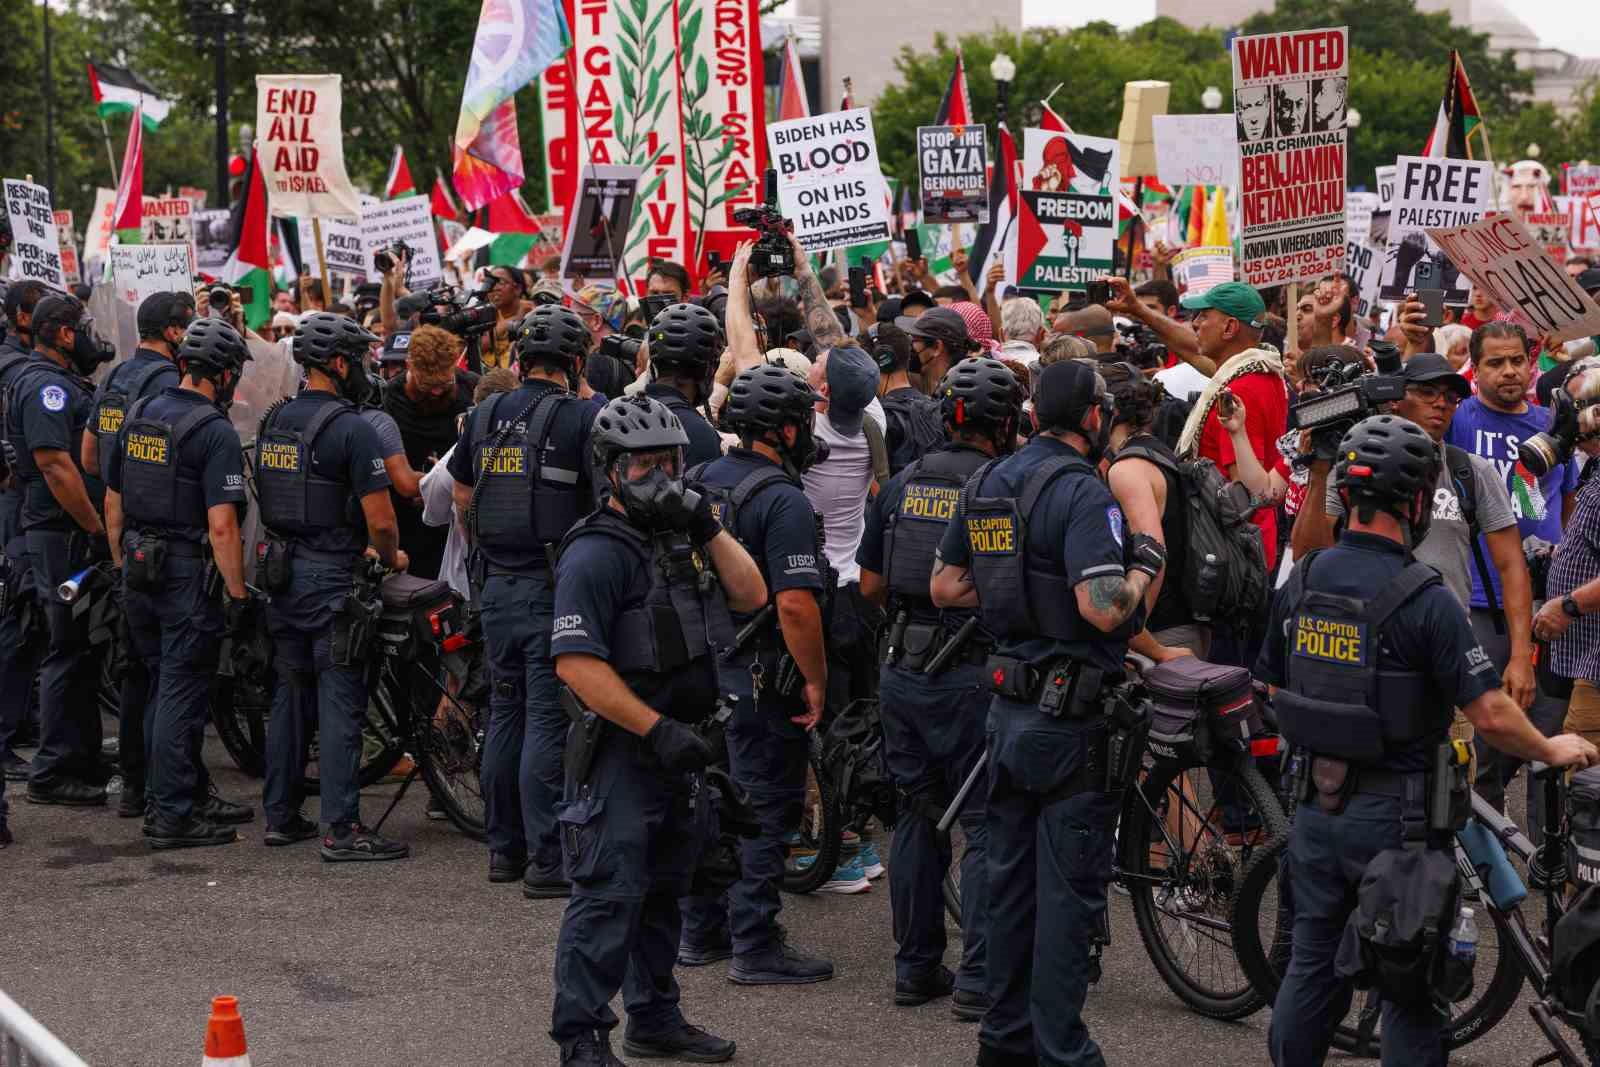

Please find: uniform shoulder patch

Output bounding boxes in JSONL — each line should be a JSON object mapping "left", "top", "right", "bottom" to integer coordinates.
{"left": 1106, "top": 504, "right": 1124, "bottom": 547}
{"left": 40, "top": 384, "right": 67, "bottom": 413}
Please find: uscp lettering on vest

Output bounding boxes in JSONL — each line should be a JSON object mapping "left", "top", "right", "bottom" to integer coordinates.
{"left": 258, "top": 442, "right": 301, "bottom": 472}
{"left": 901, "top": 482, "right": 957, "bottom": 521}
{"left": 967, "top": 515, "right": 1016, "bottom": 554}
{"left": 124, "top": 431, "right": 168, "bottom": 465}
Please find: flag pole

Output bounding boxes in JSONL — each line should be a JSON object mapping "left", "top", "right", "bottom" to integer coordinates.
{"left": 98, "top": 114, "right": 119, "bottom": 187}
{"left": 310, "top": 217, "right": 333, "bottom": 309}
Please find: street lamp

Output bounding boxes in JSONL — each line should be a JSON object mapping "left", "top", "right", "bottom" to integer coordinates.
{"left": 1201, "top": 85, "right": 1223, "bottom": 112}
{"left": 1528, "top": 142, "right": 1542, "bottom": 159}
{"left": 1347, "top": 107, "right": 1362, "bottom": 129}
{"left": 990, "top": 52, "right": 1015, "bottom": 126}
{"left": 186, "top": 0, "right": 245, "bottom": 209}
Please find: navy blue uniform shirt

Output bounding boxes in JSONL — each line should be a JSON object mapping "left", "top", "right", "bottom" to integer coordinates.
{"left": 693, "top": 448, "right": 823, "bottom": 628}
{"left": 265, "top": 391, "right": 391, "bottom": 554}
{"left": 645, "top": 383, "right": 723, "bottom": 468}
{"left": 105, "top": 386, "right": 246, "bottom": 542}
{"left": 1257, "top": 531, "right": 1502, "bottom": 771}
{"left": 937, "top": 435, "right": 1128, "bottom": 673}
{"left": 9, "top": 354, "right": 98, "bottom": 533}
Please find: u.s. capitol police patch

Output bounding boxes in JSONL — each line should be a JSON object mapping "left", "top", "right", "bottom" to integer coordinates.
{"left": 40, "top": 384, "right": 67, "bottom": 413}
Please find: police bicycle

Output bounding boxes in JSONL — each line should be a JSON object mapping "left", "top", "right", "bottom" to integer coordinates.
{"left": 938, "top": 652, "right": 1289, "bottom": 1021}
{"left": 1231, "top": 762, "right": 1600, "bottom": 1062}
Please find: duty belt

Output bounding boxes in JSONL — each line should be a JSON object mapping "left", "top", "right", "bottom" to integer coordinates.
{"left": 1349, "top": 766, "right": 1425, "bottom": 799}
{"left": 126, "top": 534, "right": 206, "bottom": 559}
{"left": 287, "top": 544, "right": 364, "bottom": 567}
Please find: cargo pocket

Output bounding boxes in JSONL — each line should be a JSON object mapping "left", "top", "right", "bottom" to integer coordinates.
{"left": 557, "top": 795, "right": 611, "bottom": 884}
{"left": 1005, "top": 726, "right": 1083, "bottom": 797}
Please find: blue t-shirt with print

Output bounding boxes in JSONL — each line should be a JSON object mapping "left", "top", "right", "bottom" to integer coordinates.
{"left": 1443, "top": 395, "right": 1580, "bottom": 608}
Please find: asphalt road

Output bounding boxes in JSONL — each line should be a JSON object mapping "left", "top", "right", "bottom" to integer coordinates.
{"left": 0, "top": 736, "right": 1571, "bottom": 1067}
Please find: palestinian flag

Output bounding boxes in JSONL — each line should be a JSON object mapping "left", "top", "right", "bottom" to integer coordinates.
{"left": 87, "top": 61, "right": 172, "bottom": 130}
{"left": 431, "top": 173, "right": 461, "bottom": 221}
{"left": 111, "top": 104, "right": 144, "bottom": 244}
{"left": 933, "top": 48, "right": 972, "bottom": 127}
{"left": 778, "top": 35, "right": 809, "bottom": 121}
{"left": 1423, "top": 50, "right": 1493, "bottom": 161}
{"left": 968, "top": 122, "right": 1017, "bottom": 290}
{"left": 482, "top": 191, "right": 544, "bottom": 267}
{"left": 385, "top": 146, "right": 417, "bottom": 199}
{"left": 222, "top": 149, "right": 273, "bottom": 331}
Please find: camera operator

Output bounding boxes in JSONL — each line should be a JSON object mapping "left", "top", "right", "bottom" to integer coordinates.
{"left": 1101, "top": 274, "right": 1220, "bottom": 377}
{"left": 1536, "top": 359, "right": 1600, "bottom": 747}
{"left": 481, "top": 267, "right": 528, "bottom": 371}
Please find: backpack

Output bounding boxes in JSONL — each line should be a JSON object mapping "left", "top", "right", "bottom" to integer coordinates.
{"left": 881, "top": 391, "right": 945, "bottom": 475}
{"left": 1116, "top": 444, "right": 1269, "bottom": 624}
{"left": 1150, "top": 393, "right": 1192, "bottom": 451}
{"left": 1441, "top": 443, "right": 1503, "bottom": 633}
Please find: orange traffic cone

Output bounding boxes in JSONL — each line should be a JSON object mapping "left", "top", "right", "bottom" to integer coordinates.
{"left": 202, "top": 996, "right": 252, "bottom": 1066}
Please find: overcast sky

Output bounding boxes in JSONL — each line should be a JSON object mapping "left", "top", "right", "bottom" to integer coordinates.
{"left": 1023, "top": 0, "right": 1600, "bottom": 60}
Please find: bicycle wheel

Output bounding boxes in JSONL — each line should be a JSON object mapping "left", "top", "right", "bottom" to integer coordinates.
{"left": 407, "top": 668, "right": 488, "bottom": 841}
{"left": 1228, "top": 834, "right": 1526, "bottom": 1053}
{"left": 783, "top": 734, "right": 843, "bottom": 895}
{"left": 1120, "top": 754, "right": 1289, "bottom": 1020}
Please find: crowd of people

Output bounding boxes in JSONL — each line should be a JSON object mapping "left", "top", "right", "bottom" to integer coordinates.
{"left": 8, "top": 226, "right": 1600, "bottom": 1065}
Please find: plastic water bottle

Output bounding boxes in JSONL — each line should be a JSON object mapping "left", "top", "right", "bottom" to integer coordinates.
{"left": 1448, "top": 907, "right": 1479, "bottom": 966}
{"left": 1194, "top": 552, "right": 1221, "bottom": 619}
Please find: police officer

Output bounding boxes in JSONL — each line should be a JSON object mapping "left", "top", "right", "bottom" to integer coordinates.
{"left": 1261, "top": 414, "right": 1597, "bottom": 1066}
{"left": 447, "top": 304, "right": 599, "bottom": 894}
{"left": 678, "top": 364, "right": 834, "bottom": 984}
{"left": 644, "top": 302, "right": 724, "bottom": 466}
{"left": 258, "top": 311, "right": 410, "bottom": 860}
{"left": 857, "top": 357, "right": 1023, "bottom": 1018}
{"left": 7, "top": 292, "right": 116, "bottom": 806}
{"left": 84, "top": 290, "right": 195, "bottom": 819}
{"left": 105, "top": 318, "right": 254, "bottom": 848}
{"left": 932, "top": 360, "right": 1164, "bottom": 1067}
{"left": 547, "top": 392, "right": 765, "bottom": 1066}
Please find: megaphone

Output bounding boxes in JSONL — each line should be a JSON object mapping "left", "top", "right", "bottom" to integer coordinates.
{"left": 57, "top": 566, "right": 93, "bottom": 604}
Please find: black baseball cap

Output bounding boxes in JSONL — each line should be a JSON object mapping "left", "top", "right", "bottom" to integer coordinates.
{"left": 379, "top": 330, "right": 413, "bottom": 364}
{"left": 1400, "top": 352, "right": 1470, "bottom": 398}
{"left": 896, "top": 305, "right": 969, "bottom": 347}
{"left": 1033, "top": 359, "right": 1103, "bottom": 432}
{"left": 1578, "top": 267, "right": 1600, "bottom": 296}
{"left": 136, "top": 291, "right": 196, "bottom": 338}
{"left": 900, "top": 289, "right": 936, "bottom": 313}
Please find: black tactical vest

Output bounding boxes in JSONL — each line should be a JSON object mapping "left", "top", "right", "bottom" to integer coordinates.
{"left": 255, "top": 396, "right": 360, "bottom": 539}
{"left": 94, "top": 356, "right": 176, "bottom": 481}
{"left": 0, "top": 347, "right": 34, "bottom": 472}
{"left": 961, "top": 453, "right": 1139, "bottom": 644}
{"left": 470, "top": 387, "right": 586, "bottom": 552}
{"left": 558, "top": 508, "right": 735, "bottom": 716}
{"left": 1274, "top": 549, "right": 1441, "bottom": 765}
{"left": 119, "top": 396, "right": 224, "bottom": 531}
{"left": 884, "top": 447, "right": 987, "bottom": 603}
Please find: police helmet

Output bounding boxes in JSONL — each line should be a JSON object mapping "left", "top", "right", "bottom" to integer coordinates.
{"left": 29, "top": 291, "right": 84, "bottom": 347}
{"left": 648, "top": 302, "right": 722, "bottom": 368}
{"left": 723, "top": 364, "right": 821, "bottom": 436}
{"left": 293, "top": 311, "right": 378, "bottom": 370}
{"left": 940, "top": 357, "right": 1023, "bottom": 431}
{"left": 514, "top": 304, "right": 590, "bottom": 369}
{"left": 1334, "top": 414, "right": 1440, "bottom": 508}
{"left": 178, "top": 318, "right": 251, "bottom": 375}
{"left": 590, "top": 393, "right": 690, "bottom": 475}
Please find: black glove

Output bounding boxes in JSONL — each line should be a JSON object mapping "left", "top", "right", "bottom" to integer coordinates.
{"left": 645, "top": 716, "right": 713, "bottom": 774}
{"left": 1125, "top": 532, "right": 1167, "bottom": 581}
{"left": 86, "top": 531, "right": 112, "bottom": 565}
{"left": 223, "top": 591, "right": 256, "bottom": 637}
{"left": 686, "top": 487, "right": 721, "bottom": 546}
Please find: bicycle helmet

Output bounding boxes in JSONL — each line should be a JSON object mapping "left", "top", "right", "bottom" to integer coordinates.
{"left": 722, "top": 364, "right": 821, "bottom": 435}
{"left": 514, "top": 304, "right": 590, "bottom": 376}
{"left": 590, "top": 393, "right": 690, "bottom": 475}
{"left": 293, "top": 311, "right": 377, "bottom": 370}
{"left": 647, "top": 302, "right": 722, "bottom": 369}
{"left": 178, "top": 318, "right": 250, "bottom": 374}
{"left": 1334, "top": 414, "right": 1441, "bottom": 543}
{"left": 940, "top": 357, "right": 1023, "bottom": 433}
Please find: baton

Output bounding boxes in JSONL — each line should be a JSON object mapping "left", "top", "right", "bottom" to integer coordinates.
{"left": 721, "top": 603, "right": 776, "bottom": 660}
{"left": 938, "top": 752, "right": 987, "bottom": 834}
{"left": 923, "top": 616, "right": 979, "bottom": 676}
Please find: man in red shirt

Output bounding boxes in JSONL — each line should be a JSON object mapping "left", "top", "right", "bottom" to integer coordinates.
{"left": 1184, "top": 282, "right": 1289, "bottom": 570}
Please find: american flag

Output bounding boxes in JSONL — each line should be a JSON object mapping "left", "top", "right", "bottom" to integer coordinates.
{"left": 1178, "top": 250, "right": 1235, "bottom": 294}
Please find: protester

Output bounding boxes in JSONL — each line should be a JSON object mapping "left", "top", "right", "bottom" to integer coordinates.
{"left": 1461, "top": 287, "right": 1498, "bottom": 331}
{"left": 481, "top": 266, "right": 527, "bottom": 371}
{"left": 896, "top": 306, "right": 974, "bottom": 397}
{"left": 1540, "top": 358, "right": 1600, "bottom": 746}
{"left": 1134, "top": 279, "right": 1180, "bottom": 319}
{"left": 420, "top": 368, "right": 520, "bottom": 600}
{"left": 646, "top": 260, "right": 692, "bottom": 302}
{"left": 999, "top": 295, "right": 1045, "bottom": 347}
{"left": 1052, "top": 304, "right": 1117, "bottom": 356}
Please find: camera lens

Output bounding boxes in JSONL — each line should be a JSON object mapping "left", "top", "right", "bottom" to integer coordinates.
{"left": 1517, "top": 433, "right": 1564, "bottom": 479}
{"left": 208, "top": 286, "right": 232, "bottom": 315}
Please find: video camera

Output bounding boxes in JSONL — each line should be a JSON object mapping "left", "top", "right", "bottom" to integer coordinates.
{"left": 399, "top": 284, "right": 498, "bottom": 338}
{"left": 373, "top": 240, "right": 413, "bottom": 276}
{"left": 598, "top": 332, "right": 642, "bottom": 366}
{"left": 1519, "top": 386, "right": 1600, "bottom": 478}
{"left": 732, "top": 168, "right": 795, "bottom": 279}
{"left": 1114, "top": 322, "right": 1168, "bottom": 371}
{"left": 1288, "top": 339, "right": 1406, "bottom": 463}
{"left": 206, "top": 284, "right": 253, "bottom": 317}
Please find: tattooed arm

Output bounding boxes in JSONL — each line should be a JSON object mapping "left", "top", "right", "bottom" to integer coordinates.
{"left": 791, "top": 234, "right": 849, "bottom": 351}
{"left": 1074, "top": 572, "right": 1152, "bottom": 633}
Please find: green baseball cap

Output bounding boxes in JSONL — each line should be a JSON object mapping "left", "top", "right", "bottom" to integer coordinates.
{"left": 1180, "top": 281, "right": 1266, "bottom": 326}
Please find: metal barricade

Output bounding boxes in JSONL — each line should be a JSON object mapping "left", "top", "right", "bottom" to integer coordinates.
{"left": 0, "top": 990, "right": 90, "bottom": 1067}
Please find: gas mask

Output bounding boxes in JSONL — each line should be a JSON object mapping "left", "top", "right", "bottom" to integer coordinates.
{"left": 613, "top": 452, "right": 697, "bottom": 532}
{"left": 68, "top": 315, "right": 114, "bottom": 376}
{"left": 216, "top": 367, "right": 242, "bottom": 410}
{"left": 336, "top": 351, "right": 375, "bottom": 406}
{"left": 1080, "top": 392, "right": 1116, "bottom": 463}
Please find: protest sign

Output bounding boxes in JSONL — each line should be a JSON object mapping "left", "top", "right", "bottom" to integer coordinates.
{"left": 193, "top": 209, "right": 232, "bottom": 276}
{"left": 1172, "top": 246, "right": 1234, "bottom": 295}
{"left": 85, "top": 187, "right": 117, "bottom": 266}
{"left": 1375, "top": 165, "right": 1397, "bottom": 210}
{"left": 297, "top": 215, "right": 370, "bottom": 277}
{"left": 362, "top": 196, "right": 443, "bottom": 285}
{"left": 1428, "top": 214, "right": 1600, "bottom": 343}
{"left": 1344, "top": 234, "right": 1382, "bottom": 319}
{"left": 255, "top": 74, "right": 363, "bottom": 221}
{"left": 1566, "top": 164, "right": 1600, "bottom": 200}
{"left": 1379, "top": 155, "right": 1493, "bottom": 301}
{"left": 110, "top": 243, "right": 194, "bottom": 308}
{"left": 539, "top": 0, "right": 766, "bottom": 283}
{"left": 1345, "top": 191, "right": 1379, "bottom": 247}
{"left": 1525, "top": 210, "right": 1569, "bottom": 262}
{"left": 1117, "top": 81, "right": 1169, "bottom": 179}
{"left": 917, "top": 125, "right": 988, "bottom": 224}
{"left": 4, "top": 179, "right": 65, "bottom": 288}
{"left": 1570, "top": 193, "right": 1600, "bottom": 255}
{"left": 54, "top": 210, "right": 80, "bottom": 286}
{"left": 561, "top": 165, "right": 642, "bottom": 279}
{"left": 141, "top": 196, "right": 193, "bottom": 246}
{"left": 1151, "top": 114, "right": 1239, "bottom": 189}
{"left": 1009, "top": 128, "right": 1121, "bottom": 290}
{"left": 767, "top": 108, "right": 892, "bottom": 253}
{"left": 178, "top": 186, "right": 208, "bottom": 212}
{"left": 1232, "top": 26, "right": 1349, "bottom": 287}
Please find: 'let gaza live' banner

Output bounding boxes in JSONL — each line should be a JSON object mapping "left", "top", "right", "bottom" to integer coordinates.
{"left": 1232, "top": 26, "right": 1348, "bottom": 287}
{"left": 538, "top": 0, "right": 767, "bottom": 285}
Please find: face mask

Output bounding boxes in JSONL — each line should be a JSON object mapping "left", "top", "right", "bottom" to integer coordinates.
{"left": 69, "top": 318, "right": 114, "bottom": 375}
{"left": 615, "top": 465, "right": 697, "bottom": 531}
{"left": 782, "top": 420, "right": 829, "bottom": 474}
{"left": 339, "top": 355, "right": 374, "bottom": 405}
{"left": 216, "top": 368, "right": 241, "bottom": 410}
